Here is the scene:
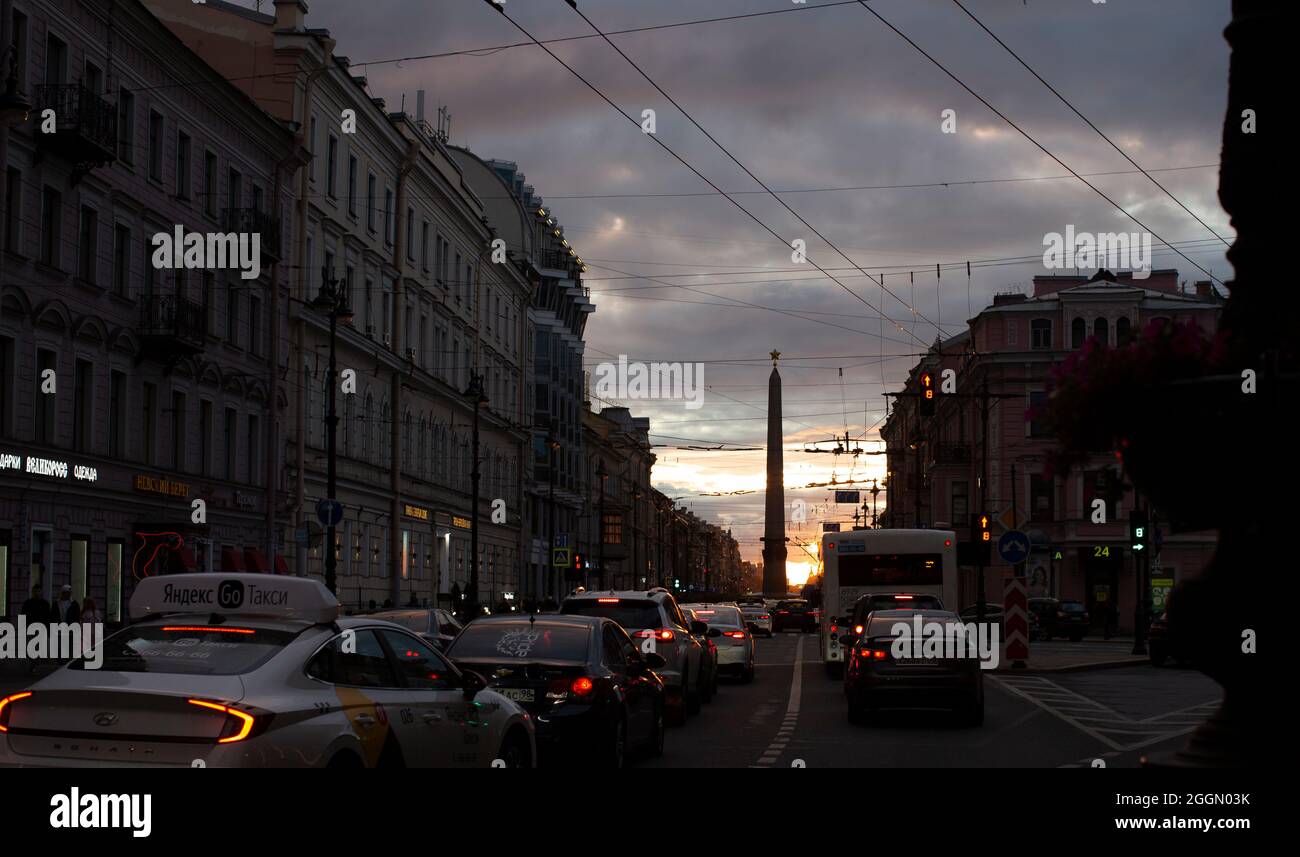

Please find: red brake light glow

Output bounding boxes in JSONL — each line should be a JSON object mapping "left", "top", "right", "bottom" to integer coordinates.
{"left": 163, "top": 626, "right": 256, "bottom": 634}
{"left": 0, "top": 691, "right": 33, "bottom": 732}
{"left": 659, "top": 629, "right": 674, "bottom": 641}
{"left": 597, "top": 598, "right": 620, "bottom": 604}
{"left": 727, "top": 631, "right": 746, "bottom": 639}
{"left": 894, "top": 595, "right": 914, "bottom": 600}
{"left": 854, "top": 625, "right": 864, "bottom": 634}
{"left": 571, "top": 677, "right": 595, "bottom": 695}
{"left": 188, "top": 699, "right": 256, "bottom": 743}
{"left": 871, "top": 649, "right": 888, "bottom": 660}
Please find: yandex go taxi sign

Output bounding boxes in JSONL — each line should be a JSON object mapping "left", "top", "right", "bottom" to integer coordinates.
{"left": 129, "top": 574, "right": 340, "bottom": 622}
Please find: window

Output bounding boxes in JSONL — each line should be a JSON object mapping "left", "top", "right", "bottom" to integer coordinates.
{"left": 77, "top": 206, "right": 97, "bottom": 283}
{"left": 380, "top": 630, "right": 457, "bottom": 689}
{"left": 1093, "top": 317, "right": 1108, "bottom": 346}
{"left": 107, "top": 539, "right": 124, "bottom": 623}
{"left": 384, "top": 188, "right": 394, "bottom": 246}
{"left": 1030, "top": 474, "right": 1054, "bottom": 522}
{"left": 44, "top": 34, "right": 66, "bottom": 86}
{"left": 309, "top": 115, "right": 318, "bottom": 182}
{"left": 109, "top": 370, "right": 126, "bottom": 458}
{"left": 142, "top": 382, "right": 157, "bottom": 464}
{"left": 73, "top": 359, "right": 93, "bottom": 452}
{"left": 1086, "top": 470, "right": 1121, "bottom": 522}
{"left": 366, "top": 172, "right": 376, "bottom": 232}
{"left": 347, "top": 156, "right": 357, "bottom": 216}
{"left": 4, "top": 167, "right": 19, "bottom": 252}
{"left": 421, "top": 222, "right": 429, "bottom": 271}
{"left": 203, "top": 151, "right": 217, "bottom": 217}
{"left": 113, "top": 224, "right": 130, "bottom": 295}
{"left": 226, "top": 283, "right": 240, "bottom": 344}
{"left": 201, "top": 272, "right": 215, "bottom": 331}
{"left": 1071, "top": 317, "right": 1086, "bottom": 349}
{"left": 435, "top": 233, "right": 444, "bottom": 282}
{"left": 306, "top": 630, "right": 398, "bottom": 687}
{"left": 405, "top": 206, "right": 414, "bottom": 260}
{"left": 228, "top": 168, "right": 242, "bottom": 213}
{"left": 11, "top": 12, "right": 27, "bottom": 92}
{"left": 142, "top": 234, "right": 155, "bottom": 297}
{"left": 950, "top": 480, "right": 969, "bottom": 522}
{"left": 326, "top": 135, "right": 338, "bottom": 198}
{"left": 40, "top": 185, "right": 61, "bottom": 268}
{"left": 199, "top": 400, "right": 213, "bottom": 476}
{"left": 248, "top": 294, "right": 262, "bottom": 356}
{"left": 1116, "top": 316, "right": 1133, "bottom": 344}
{"left": 175, "top": 131, "right": 191, "bottom": 199}
{"left": 148, "top": 110, "right": 163, "bottom": 181}
{"left": 171, "top": 391, "right": 186, "bottom": 470}
{"left": 35, "top": 350, "right": 56, "bottom": 443}
{"left": 0, "top": 336, "right": 12, "bottom": 438}
{"left": 246, "top": 414, "right": 260, "bottom": 484}
{"left": 117, "top": 87, "right": 134, "bottom": 164}
{"left": 224, "top": 407, "right": 237, "bottom": 480}
{"left": 83, "top": 61, "right": 102, "bottom": 95}
{"left": 602, "top": 512, "right": 623, "bottom": 546}
{"left": 1030, "top": 318, "right": 1052, "bottom": 350}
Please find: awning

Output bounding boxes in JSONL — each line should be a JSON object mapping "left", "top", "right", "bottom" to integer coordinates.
{"left": 274, "top": 554, "right": 289, "bottom": 575}
{"left": 221, "top": 547, "right": 246, "bottom": 573}
{"left": 245, "top": 548, "right": 268, "bottom": 574}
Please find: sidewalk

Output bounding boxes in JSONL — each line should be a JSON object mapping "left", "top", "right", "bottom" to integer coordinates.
{"left": 995, "top": 641, "right": 1149, "bottom": 673}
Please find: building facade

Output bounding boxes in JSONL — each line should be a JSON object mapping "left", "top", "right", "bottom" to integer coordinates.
{"left": 882, "top": 269, "right": 1222, "bottom": 632}
{"left": 0, "top": 0, "right": 293, "bottom": 621}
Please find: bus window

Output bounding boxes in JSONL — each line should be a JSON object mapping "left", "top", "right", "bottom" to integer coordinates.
{"left": 839, "top": 554, "right": 943, "bottom": 587}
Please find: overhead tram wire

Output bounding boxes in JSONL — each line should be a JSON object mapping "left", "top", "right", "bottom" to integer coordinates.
{"left": 853, "top": 0, "right": 1225, "bottom": 288}
{"left": 948, "top": 0, "right": 1231, "bottom": 249}
{"left": 480, "top": 1, "right": 931, "bottom": 350}
{"left": 560, "top": 0, "right": 946, "bottom": 341}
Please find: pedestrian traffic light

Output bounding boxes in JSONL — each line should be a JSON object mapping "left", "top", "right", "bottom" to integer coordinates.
{"left": 573, "top": 552, "right": 585, "bottom": 571}
{"left": 919, "top": 370, "right": 937, "bottom": 416}
{"left": 1129, "top": 510, "right": 1148, "bottom": 553}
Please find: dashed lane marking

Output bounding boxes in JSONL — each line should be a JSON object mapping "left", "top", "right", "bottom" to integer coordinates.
{"left": 754, "top": 635, "right": 804, "bottom": 767}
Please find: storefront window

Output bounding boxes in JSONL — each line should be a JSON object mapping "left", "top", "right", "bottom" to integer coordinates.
{"left": 401, "top": 530, "right": 410, "bottom": 580}
{"left": 107, "top": 540, "right": 123, "bottom": 623}
{"left": 0, "top": 531, "right": 9, "bottom": 618}
{"left": 71, "top": 536, "right": 88, "bottom": 603}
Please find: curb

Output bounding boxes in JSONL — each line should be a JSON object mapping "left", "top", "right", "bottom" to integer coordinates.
{"left": 995, "top": 657, "right": 1149, "bottom": 674}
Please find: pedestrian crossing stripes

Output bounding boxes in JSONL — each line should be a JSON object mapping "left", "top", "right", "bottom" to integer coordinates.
{"left": 990, "top": 674, "right": 1219, "bottom": 752}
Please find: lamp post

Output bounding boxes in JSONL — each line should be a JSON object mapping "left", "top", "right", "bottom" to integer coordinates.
{"left": 464, "top": 373, "right": 488, "bottom": 618}
{"left": 596, "top": 460, "right": 608, "bottom": 590}
{"left": 547, "top": 423, "right": 560, "bottom": 602}
{"left": 310, "top": 268, "right": 352, "bottom": 595}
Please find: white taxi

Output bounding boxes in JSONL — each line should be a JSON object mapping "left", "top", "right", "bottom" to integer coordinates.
{"left": 0, "top": 574, "right": 535, "bottom": 768}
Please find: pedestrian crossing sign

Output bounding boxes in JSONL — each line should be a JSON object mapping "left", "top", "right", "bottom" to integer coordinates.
{"left": 552, "top": 547, "right": 571, "bottom": 568}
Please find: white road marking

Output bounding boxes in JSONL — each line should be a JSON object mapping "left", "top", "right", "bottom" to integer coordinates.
{"left": 754, "top": 635, "right": 803, "bottom": 767}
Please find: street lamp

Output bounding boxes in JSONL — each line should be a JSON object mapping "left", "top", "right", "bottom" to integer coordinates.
{"left": 547, "top": 422, "right": 560, "bottom": 602}
{"left": 464, "top": 373, "right": 488, "bottom": 618}
{"left": 310, "top": 268, "right": 353, "bottom": 595}
{"left": 596, "top": 460, "right": 608, "bottom": 590}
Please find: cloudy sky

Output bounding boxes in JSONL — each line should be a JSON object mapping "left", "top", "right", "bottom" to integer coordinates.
{"left": 247, "top": 0, "right": 1234, "bottom": 575}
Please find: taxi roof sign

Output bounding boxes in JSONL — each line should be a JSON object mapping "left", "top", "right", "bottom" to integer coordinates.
{"left": 129, "top": 574, "right": 340, "bottom": 623}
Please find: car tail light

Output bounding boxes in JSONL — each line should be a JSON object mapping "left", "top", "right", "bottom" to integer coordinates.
{"left": 894, "top": 595, "right": 914, "bottom": 601}
{"left": 0, "top": 691, "right": 32, "bottom": 732}
{"left": 726, "top": 631, "right": 746, "bottom": 639}
{"left": 854, "top": 625, "right": 864, "bottom": 634}
{"left": 778, "top": 610, "right": 789, "bottom": 615}
{"left": 162, "top": 626, "right": 257, "bottom": 634}
{"left": 571, "top": 677, "right": 595, "bottom": 696}
{"left": 759, "top": 615, "right": 769, "bottom": 620}
{"left": 635, "top": 629, "right": 674, "bottom": 642}
{"left": 597, "top": 598, "right": 620, "bottom": 604}
{"left": 870, "top": 649, "right": 889, "bottom": 660}
{"left": 188, "top": 699, "right": 263, "bottom": 744}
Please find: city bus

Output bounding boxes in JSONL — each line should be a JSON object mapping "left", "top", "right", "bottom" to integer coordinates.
{"left": 819, "top": 528, "right": 958, "bottom": 675}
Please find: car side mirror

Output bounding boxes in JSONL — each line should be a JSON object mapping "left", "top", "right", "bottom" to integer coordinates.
{"left": 644, "top": 652, "right": 667, "bottom": 669}
{"left": 707, "top": 628, "right": 723, "bottom": 638}
{"left": 689, "top": 620, "right": 708, "bottom": 635}
{"left": 461, "top": 669, "right": 488, "bottom": 701}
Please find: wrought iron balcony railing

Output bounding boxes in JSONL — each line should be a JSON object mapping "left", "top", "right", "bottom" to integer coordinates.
{"left": 139, "top": 294, "right": 207, "bottom": 357}
{"left": 34, "top": 84, "right": 117, "bottom": 165}
{"left": 224, "top": 207, "right": 282, "bottom": 261}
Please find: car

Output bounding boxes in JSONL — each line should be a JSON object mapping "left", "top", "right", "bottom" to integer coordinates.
{"left": 772, "top": 599, "right": 816, "bottom": 633}
{"left": 840, "top": 608, "right": 984, "bottom": 727}
{"left": 690, "top": 604, "right": 754, "bottom": 683}
{"left": 367, "top": 608, "right": 464, "bottom": 651}
{"left": 681, "top": 607, "right": 720, "bottom": 704}
{"left": 0, "top": 574, "right": 536, "bottom": 768}
{"left": 560, "top": 588, "right": 707, "bottom": 726}
{"left": 957, "top": 602, "right": 1004, "bottom": 640}
{"left": 1028, "top": 598, "right": 1089, "bottom": 642}
{"left": 443, "top": 613, "right": 666, "bottom": 767}
{"left": 736, "top": 597, "right": 773, "bottom": 637}
{"left": 849, "top": 593, "right": 945, "bottom": 638}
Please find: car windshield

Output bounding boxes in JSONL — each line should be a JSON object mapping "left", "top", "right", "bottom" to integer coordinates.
{"left": 695, "top": 606, "right": 744, "bottom": 628}
{"left": 866, "top": 613, "right": 960, "bottom": 638}
{"left": 1061, "top": 602, "right": 1087, "bottom": 613}
{"left": 69, "top": 625, "right": 299, "bottom": 675}
{"left": 776, "top": 601, "right": 808, "bottom": 612}
{"left": 446, "top": 623, "right": 590, "bottom": 661}
{"left": 561, "top": 599, "right": 661, "bottom": 631}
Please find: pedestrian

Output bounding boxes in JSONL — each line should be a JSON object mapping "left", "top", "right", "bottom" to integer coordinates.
{"left": 406, "top": 593, "right": 419, "bottom": 608}
{"left": 367, "top": 599, "right": 377, "bottom": 612}
{"left": 382, "top": 597, "right": 393, "bottom": 609}
{"left": 52, "top": 585, "right": 81, "bottom": 624}
{"left": 80, "top": 597, "right": 102, "bottom": 626}
{"left": 21, "top": 584, "right": 51, "bottom": 625}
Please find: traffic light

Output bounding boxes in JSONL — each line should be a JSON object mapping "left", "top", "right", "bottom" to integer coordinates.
{"left": 1129, "top": 510, "right": 1149, "bottom": 554}
{"left": 973, "top": 512, "right": 992, "bottom": 544}
{"left": 919, "top": 370, "right": 937, "bottom": 416}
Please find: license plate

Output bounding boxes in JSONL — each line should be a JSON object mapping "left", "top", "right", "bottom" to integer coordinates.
{"left": 497, "top": 688, "right": 535, "bottom": 702}
{"left": 894, "top": 658, "right": 937, "bottom": 666}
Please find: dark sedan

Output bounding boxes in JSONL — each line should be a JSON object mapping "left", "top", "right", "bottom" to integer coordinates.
{"left": 772, "top": 599, "right": 817, "bottom": 633}
{"left": 444, "top": 614, "right": 666, "bottom": 768}
{"left": 840, "top": 609, "right": 984, "bottom": 727}
{"left": 368, "top": 607, "right": 464, "bottom": 651}
{"left": 1028, "top": 598, "right": 1089, "bottom": 642}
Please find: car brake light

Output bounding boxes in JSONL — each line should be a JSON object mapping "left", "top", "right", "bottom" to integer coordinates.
{"left": 0, "top": 691, "right": 32, "bottom": 732}
{"left": 871, "top": 649, "right": 889, "bottom": 660}
{"left": 894, "top": 595, "right": 913, "bottom": 601}
{"left": 760, "top": 615, "right": 769, "bottom": 620}
{"left": 571, "top": 677, "right": 595, "bottom": 696}
{"left": 188, "top": 699, "right": 256, "bottom": 744}
{"left": 727, "top": 631, "right": 745, "bottom": 639}
{"left": 162, "top": 626, "right": 257, "bottom": 634}
{"left": 854, "top": 625, "right": 864, "bottom": 634}
{"left": 778, "top": 610, "right": 789, "bottom": 614}
{"left": 597, "top": 598, "right": 620, "bottom": 603}
{"left": 635, "top": 629, "right": 675, "bottom": 642}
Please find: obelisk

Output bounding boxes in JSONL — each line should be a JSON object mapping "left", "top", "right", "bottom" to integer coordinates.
{"left": 761, "top": 350, "right": 787, "bottom": 597}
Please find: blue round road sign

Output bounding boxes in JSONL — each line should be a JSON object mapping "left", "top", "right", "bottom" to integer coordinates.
{"left": 316, "top": 499, "right": 343, "bottom": 527}
{"left": 997, "top": 529, "right": 1030, "bottom": 564}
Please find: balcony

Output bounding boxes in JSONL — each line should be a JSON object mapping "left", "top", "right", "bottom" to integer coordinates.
{"left": 139, "top": 294, "right": 206, "bottom": 363}
{"left": 225, "top": 207, "right": 282, "bottom": 261}
{"left": 34, "top": 85, "right": 116, "bottom": 180}
{"left": 537, "top": 248, "right": 577, "bottom": 273}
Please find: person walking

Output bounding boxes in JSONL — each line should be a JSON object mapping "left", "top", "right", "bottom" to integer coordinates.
{"left": 20, "top": 584, "right": 50, "bottom": 625}
{"left": 80, "top": 597, "right": 102, "bottom": 626}
{"left": 52, "top": 585, "right": 80, "bottom": 624}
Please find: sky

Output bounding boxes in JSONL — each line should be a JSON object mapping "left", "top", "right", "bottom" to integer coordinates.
{"left": 237, "top": 0, "right": 1234, "bottom": 579}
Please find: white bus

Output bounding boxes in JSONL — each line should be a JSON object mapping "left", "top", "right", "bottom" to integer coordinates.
{"left": 819, "top": 528, "right": 958, "bottom": 674}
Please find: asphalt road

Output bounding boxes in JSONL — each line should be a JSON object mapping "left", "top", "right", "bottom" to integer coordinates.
{"left": 642, "top": 632, "right": 1221, "bottom": 768}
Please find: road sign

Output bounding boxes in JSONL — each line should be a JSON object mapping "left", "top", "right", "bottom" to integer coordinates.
{"left": 552, "top": 547, "right": 571, "bottom": 568}
{"left": 316, "top": 499, "right": 343, "bottom": 527}
{"left": 822, "top": 522, "right": 841, "bottom": 532}
{"left": 1003, "top": 576, "right": 1029, "bottom": 663}
{"left": 996, "top": 506, "right": 1026, "bottom": 531}
{"left": 834, "top": 490, "right": 860, "bottom": 504}
{"left": 997, "top": 529, "right": 1030, "bottom": 565}
{"left": 555, "top": 533, "right": 569, "bottom": 548}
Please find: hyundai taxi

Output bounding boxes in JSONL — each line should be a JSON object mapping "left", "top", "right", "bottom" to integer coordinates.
{"left": 0, "top": 574, "right": 535, "bottom": 768}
